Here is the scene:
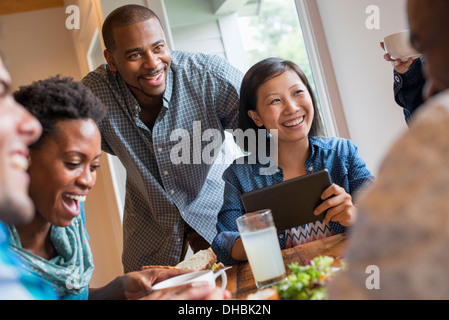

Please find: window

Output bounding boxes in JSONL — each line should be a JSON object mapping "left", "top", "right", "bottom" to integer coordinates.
{"left": 238, "top": 0, "right": 330, "bottom": 136}
{"left": 237, "top": 0, "right": 348, "bottom": 138}
{"left": 239, "top": 0, "right": 313, "bottom": 83}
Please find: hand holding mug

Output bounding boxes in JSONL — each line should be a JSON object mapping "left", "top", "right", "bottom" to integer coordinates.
{"left": 380, "top": 41, "right": 416, "bottom": 74}
{"left": 380, "top": 30, "right": 421, "bottom": 74}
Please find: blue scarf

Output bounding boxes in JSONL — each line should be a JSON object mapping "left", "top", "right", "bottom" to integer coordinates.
{"left": 7, "top": 207, "right": 94, "bottom": 298}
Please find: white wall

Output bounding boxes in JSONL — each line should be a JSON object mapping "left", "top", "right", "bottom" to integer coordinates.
{"left": 0, "top": 7, "right": 82, "bottom": 88}
{"left": 165, "top": 0, "right": 249, "bottom": 72}
{"left": 171, "top": 20, "right": 225, "bottom": 58}
{"left": 316, "top": 0, "right": 410, "bottom": 174}
{"left": 67, "top": 0, "right": 126, "bottom": 287}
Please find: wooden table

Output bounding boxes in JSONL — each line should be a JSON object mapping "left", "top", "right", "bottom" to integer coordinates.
{"left": 225, "top": 233, "right": 348, "bottom": 299}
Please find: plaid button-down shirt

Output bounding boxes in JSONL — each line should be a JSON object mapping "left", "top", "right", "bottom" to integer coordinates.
{"left": 82, "top": 51, "right": 243, "bottom": 272}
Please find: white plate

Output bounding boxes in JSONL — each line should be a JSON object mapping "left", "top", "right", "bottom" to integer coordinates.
{"left": 152, "top": 268, "right": 229, "bottom": 290}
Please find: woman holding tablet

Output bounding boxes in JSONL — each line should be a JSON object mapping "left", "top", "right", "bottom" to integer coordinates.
{"left": 212, "top": 58, "right": 374, "bottom": 265}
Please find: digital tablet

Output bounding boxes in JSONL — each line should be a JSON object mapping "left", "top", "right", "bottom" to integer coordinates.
{"left": 240, "top": 169, "right": 332, "bottom": 232}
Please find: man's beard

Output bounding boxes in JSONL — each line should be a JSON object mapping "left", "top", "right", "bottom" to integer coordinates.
{"left": 124, "top": 65, "right": 167, "bottom": 99}
{"left": 126, "top": 83, "right": 165, "bottom": 99}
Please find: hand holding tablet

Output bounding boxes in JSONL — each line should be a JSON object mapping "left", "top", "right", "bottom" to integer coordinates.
{"left": 241, "top": 170, "right": 332, "bottom": 232}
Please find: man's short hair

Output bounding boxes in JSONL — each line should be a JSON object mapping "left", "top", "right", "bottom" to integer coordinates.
{"left": 102, "top": 4, "right": 161, "bottom": 52}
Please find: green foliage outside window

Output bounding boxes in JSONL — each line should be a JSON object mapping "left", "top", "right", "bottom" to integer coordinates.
{"left": 240, "top": 0, "right": 327, "bottom": 135}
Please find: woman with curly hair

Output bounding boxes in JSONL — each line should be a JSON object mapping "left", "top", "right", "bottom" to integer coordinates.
{"left": 7, "top": 76, "right": 227, "bottom": 300}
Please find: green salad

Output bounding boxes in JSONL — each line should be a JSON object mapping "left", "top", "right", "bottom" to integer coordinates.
{"left": 275, "top": 256, "right": 344, "bottom": 300}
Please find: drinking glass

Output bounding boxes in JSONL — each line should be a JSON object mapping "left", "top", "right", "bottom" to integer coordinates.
{"left": 236, "top": 209, "right": 286, "bottom": 289}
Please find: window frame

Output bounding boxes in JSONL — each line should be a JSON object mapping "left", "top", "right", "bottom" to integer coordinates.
{"left": 294, "top": 0, "right": 350, "bottom": 139}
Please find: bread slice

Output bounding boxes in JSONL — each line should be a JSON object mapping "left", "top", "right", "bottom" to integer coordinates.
{"left": 142, "top": 247, "right": 222, "bottom": 271}
{"left": 175, "top": 248, "right": 217, "bottom": 271}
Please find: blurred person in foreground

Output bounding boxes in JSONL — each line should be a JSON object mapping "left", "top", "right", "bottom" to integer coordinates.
{"left": 329, "top": 0, "right": 449, "bottom": 299}
{"left": 8, "top": 76, "right": 230, "bottom": 300}
{"left": 0, "top": 53, "right": 56, "bottom": 299}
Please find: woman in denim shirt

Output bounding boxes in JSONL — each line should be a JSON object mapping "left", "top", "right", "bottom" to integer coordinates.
{"left": 212, "top": 58, "right": 374, "bottom": 265}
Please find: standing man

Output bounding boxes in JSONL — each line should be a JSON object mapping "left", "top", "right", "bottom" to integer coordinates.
{"left": 0, "top": 53, "right": 56, "bottom": 299}
{"left": 82, "top": 5, "right": 243, "bottom": 272}
{"left": 329, "top": 0, "right": 449, "bottom": 299}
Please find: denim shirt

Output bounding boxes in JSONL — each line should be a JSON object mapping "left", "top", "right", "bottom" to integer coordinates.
{"left": 211, "top": 136, "right": 374, "bottom": 265}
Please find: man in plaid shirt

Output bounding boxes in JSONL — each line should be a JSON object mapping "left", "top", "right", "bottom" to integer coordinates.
{"left": 82, "top": 4, "right": 243, "bottom": 272}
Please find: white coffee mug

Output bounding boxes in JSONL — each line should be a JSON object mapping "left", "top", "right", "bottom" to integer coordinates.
{"left": 383, "top": 30, "right": 422, "bottom": 61}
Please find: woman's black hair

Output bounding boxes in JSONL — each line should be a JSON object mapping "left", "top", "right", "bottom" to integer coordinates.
{"left": 238, "top": 57, "right": 324, "bottom": 152}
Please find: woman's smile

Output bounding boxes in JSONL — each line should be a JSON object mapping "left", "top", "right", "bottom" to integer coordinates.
{"left": 61, "top": 193, "right": 87, "bottom": 218}
{"left": 282, "top": 115, "right": 306, "bottom": 128}
{"left": 249, "top": 69, "right": 314, "bottom": 145}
